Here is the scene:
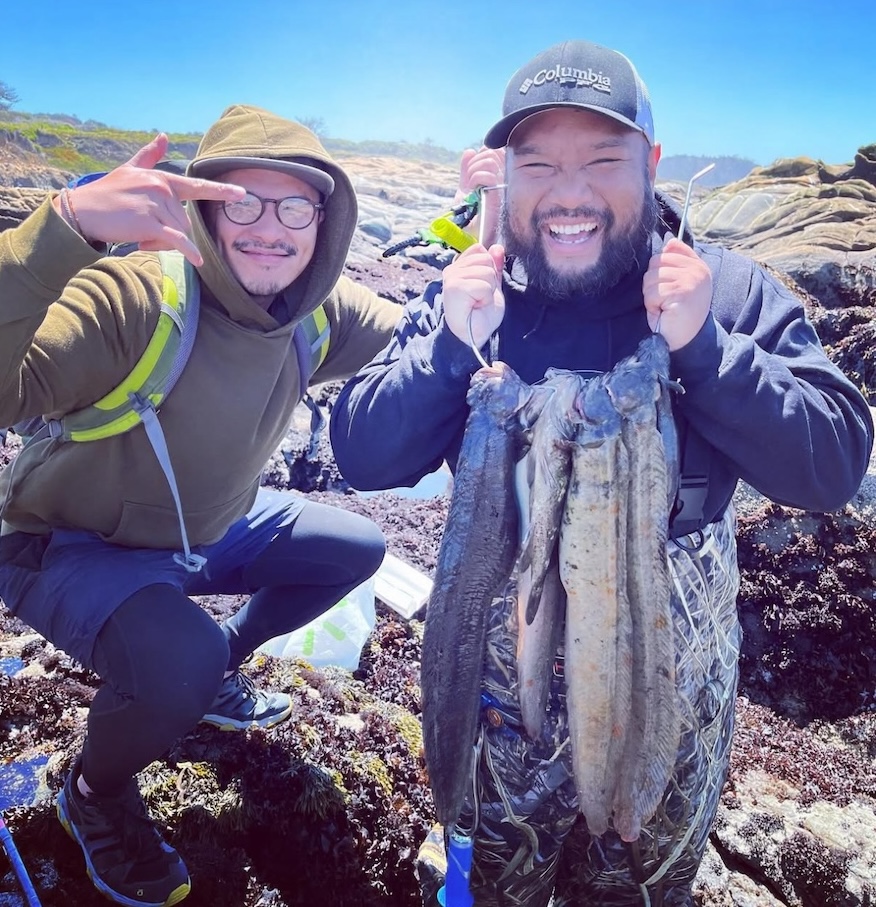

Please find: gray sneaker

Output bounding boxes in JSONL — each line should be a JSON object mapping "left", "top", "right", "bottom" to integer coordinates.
{"left": 200, "top": 671, "right": 292, "bottom": 731}
{"left": 57, "top": 758, "right": 191, "bottom": 906}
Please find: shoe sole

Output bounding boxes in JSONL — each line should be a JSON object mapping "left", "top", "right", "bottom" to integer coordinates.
{"left": 199, "top": 699, "right": 293, "bottom": 731}
{"left": 57, "top": 789, "right": 192, "bottom": 907}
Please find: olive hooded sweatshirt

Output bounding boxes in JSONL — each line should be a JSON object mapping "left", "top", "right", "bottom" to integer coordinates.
{"left": 0, "top": 105, "right": 400, "bottom": 548}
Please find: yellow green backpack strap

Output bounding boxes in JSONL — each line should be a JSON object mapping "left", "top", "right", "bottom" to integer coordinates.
{"left": 293, "top": 303, "right": 331, "bottom": 387}
{"left": 293, "top": 304, "right": 332, "bottom": 460}
{"left": 58, "top": 250, "right": 199, "bottom": 441}
{"left": 32, "top": 250, "right": 205, "bottom": 572}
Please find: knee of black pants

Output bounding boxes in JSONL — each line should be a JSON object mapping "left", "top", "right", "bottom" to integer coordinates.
{"left": 350, "top": 519, "right": 386, "bottom": 584}
{"left": 92, "top": 584, "right": 230, "bottom": 729}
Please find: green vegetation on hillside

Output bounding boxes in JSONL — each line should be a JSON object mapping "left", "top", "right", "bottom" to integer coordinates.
{"left": 0, "top": 112, "right": 202, "bottom": 174}
{"left": 0, "top": 110, "right": 463, "bottom": 172}
{"left": 1, "top": 109, "right": 758, "bottom": 184}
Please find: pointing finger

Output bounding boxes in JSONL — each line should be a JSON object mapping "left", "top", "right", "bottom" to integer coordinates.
{"left": 164, "top": 173, "right": 247, "bottom": 203}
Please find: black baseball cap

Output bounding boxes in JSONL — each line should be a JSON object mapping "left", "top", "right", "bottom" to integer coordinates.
{"left": 484, "top": 40, "right": 655, "bottom": 149}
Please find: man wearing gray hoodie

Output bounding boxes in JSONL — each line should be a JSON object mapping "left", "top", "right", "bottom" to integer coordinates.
{"left": 0, "top": 105, "right": 402, "bottom": 906}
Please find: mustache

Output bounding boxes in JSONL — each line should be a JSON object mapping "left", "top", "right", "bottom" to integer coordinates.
{"left": 232, "top": 240, "right": 298, "bottom": 255}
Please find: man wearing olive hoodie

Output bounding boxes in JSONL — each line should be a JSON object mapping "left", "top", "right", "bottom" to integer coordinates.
{"left": 0, "top": 105, "right": 402, "bottom": 906}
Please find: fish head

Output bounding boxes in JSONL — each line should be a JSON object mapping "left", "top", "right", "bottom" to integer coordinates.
{"left": 548, "top": 371, "right": 587, "bottom": 411}
{"left": 634, "top": 333, "right": 671, "bottom": 379}
{"left": 519, "top": 382, "right": 555, "bottom": 432}
{"left": 467, "top": 361, "right": 534, "bottom": 430}
{"left": 603, "top": 361, "right": 660, "bottom": 418}
{"left": 576, "top": 377, "right": 622, "bottom": 441}
{"left": 546, "top": 372, "right": 589, "bottom": 442}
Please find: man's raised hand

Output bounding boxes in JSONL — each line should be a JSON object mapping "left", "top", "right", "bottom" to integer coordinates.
{"left": 442, "top": 243, "right": 506, "bottom": 353}
{"left": 53, "top": 133, "right": 245, "bottom": 266}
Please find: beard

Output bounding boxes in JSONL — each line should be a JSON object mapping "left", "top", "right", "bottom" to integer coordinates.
{"left": 230, "top": 239, "right": 298, "bottom": 299}
{"left": 501, "top": 180, "right": 658, "bottom": 300}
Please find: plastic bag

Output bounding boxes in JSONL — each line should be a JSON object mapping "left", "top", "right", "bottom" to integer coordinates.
{"left": 257, "top": 578, "right": 376, "bottom": 670}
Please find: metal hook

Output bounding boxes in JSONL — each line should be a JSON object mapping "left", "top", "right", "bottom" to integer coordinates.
{"left": 677, "top": 163, "right": 715, "bottom": 241}
{"left": 476, "top": 183, "right": 507, "bottom": 248}
{"left": 464, "top": 184, "right": 507, "bottom": 369}
{"left": 467, "top": 309, "right": 491, "bottom": 369}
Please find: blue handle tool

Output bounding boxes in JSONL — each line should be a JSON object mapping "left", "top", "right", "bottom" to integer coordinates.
{"left": 0, "top": 813, "right": 42, "bottom": 906}
{"left": 436, "top": 827, "right": 474, "bottom": 906}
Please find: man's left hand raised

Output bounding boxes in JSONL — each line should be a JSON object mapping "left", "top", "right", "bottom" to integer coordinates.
{"left": 642, "top": 238, "right": 712, "bottom": 351}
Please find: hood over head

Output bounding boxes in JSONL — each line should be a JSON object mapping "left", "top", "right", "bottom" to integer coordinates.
{"left": 186, "top": 104, "right": 358, "bottom": 329}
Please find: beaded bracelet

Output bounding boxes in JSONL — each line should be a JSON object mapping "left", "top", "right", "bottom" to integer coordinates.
{"left": 59, "top": 187, "right": 85, "bottom": 239}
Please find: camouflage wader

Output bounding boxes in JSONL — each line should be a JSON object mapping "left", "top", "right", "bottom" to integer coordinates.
{"left": 416, "top": 508, "right": 740, "bottom": 907}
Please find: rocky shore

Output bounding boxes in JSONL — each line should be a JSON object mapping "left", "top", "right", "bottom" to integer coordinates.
{"left": 1, "top": 142, "right": 875, "bottom": 906}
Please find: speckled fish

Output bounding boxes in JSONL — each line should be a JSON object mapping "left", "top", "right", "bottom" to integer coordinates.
{"left": 515, "top": 549, "right": 565, "bottom": 742}
{"left": 559, "top": 377, "right": 633, "bottom": 837}
{"left": 635, "top": 332, "right": 681, "bottom": 511}
{"left": 514, "top": 444, "right": 563, "bottom": 742}
{"left": 605, "top": 335, "right": 681, "bottom": 842}
{"left": 517, "top": 369, "right": 585, "bottom": 626}
{"left": 421, "top": 362, "right": 532, "bottom": 829}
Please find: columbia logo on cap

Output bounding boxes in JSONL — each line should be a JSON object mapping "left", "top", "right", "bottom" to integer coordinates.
{"left": 483, "top": 39, "right": 655, "bottom": 149}
{"left": 519, "top": 66, "right": 612, "bottom": 96}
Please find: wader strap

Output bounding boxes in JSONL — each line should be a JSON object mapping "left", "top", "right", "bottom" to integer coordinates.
{"left": 669, "top": 422, "right": 709, "bottom": 539}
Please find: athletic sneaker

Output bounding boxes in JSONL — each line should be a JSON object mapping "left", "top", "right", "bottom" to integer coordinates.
{"left": 200, "top": 670, "right": 292, "bottom": 730}
{"left": 57, "top": 760, "right": 191, "bottom": 907}
{"left": 415, "top": 822, "right": 448, "bottom": 907}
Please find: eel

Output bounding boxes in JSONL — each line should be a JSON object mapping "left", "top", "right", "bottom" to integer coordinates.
{"left": 421, "top": 362, "right": 532, "bottom": 829}
{"left": 516, "top": 549, "right": 565, "bottom": 742}
{"left": 517, "top": 369, "right": 584, "bottom": 626}
{"left": 558, "top": 376, "right": 633, "bottom": 837}
{"left": 605, "top": 335, "right": 681, "bottom": 843}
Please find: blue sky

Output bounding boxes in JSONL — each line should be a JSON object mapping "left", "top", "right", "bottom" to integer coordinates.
{"left": 4, "top": 0, "right": 873, "bottom": 166}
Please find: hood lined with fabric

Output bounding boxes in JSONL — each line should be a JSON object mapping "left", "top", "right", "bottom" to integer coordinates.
{"left": 185, "top": 104, "right": 359, "bottom": 332}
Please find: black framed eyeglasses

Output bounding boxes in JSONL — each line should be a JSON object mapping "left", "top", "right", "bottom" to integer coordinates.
{"left": 222, "top": 192, "right": 324, "bottom": 230}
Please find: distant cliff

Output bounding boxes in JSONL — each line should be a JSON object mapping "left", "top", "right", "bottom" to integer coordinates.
{"left": 1, "top": 109, "right": 763, "bottom": 188}
{"left": 656, "top": 154, "right": 757, "bottom": 187}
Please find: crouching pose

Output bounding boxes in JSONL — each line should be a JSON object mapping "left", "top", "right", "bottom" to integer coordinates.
{"left": 0, "top": 105, "right": 403, "bottom": 905}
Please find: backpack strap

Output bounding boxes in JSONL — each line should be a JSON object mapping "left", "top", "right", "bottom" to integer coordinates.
{"left": 45, "top": 251, "right": 198, "bottom": 441}
{"left": 25, "top": 250, "right": 204, "bottom": 572}
{"left": 668, "top": 248, "right": 756, "bottom": 539}
{"left": 293, "top": 304, "right": 331, "bottom": 385}
{"left": 293, "top": 305, "right": 331, "bottom": 458}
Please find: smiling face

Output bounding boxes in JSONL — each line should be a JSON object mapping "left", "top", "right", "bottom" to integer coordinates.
{"left": 502, "top": 107, "right": 660, "bottom": 299}
{"left": 209, "top": 167, "right": 323, "bottom": 310}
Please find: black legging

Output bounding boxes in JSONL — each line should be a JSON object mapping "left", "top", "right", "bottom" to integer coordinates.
{"left": 81, "top": 504, "right": 385, "bottom": 795}
{"left": 222, "top": 500, "right": 385, "bottom": 672}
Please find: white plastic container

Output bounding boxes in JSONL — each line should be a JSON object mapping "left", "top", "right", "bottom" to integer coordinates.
{"left": 373, "top": 552, "right": 433, "bottom": 619}
{"left": 256, "top": 553, "right": 433, "bottom": 671}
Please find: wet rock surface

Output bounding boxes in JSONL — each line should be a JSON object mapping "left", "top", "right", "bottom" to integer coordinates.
{"left": 2, "top": 148, "right": 875, "bottom": 905}
{"left": 690, "top": 145, "right": 876, "bottom": 312}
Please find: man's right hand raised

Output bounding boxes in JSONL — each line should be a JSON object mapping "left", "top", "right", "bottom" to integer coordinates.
{"left": 441, "top": 243, "right": 506, "bottom": 353}
{"left": 51, "top": 133, "right": 245, "bottom": 266}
